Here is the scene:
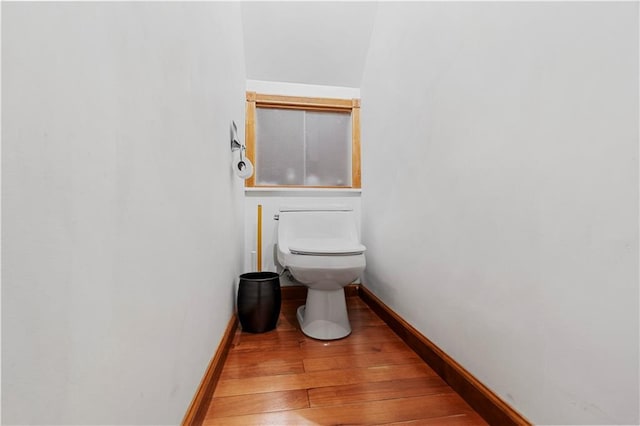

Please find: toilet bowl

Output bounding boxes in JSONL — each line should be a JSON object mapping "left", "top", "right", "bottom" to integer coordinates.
{"left": 277, "top": 207, "right": 366, "bottom": 340}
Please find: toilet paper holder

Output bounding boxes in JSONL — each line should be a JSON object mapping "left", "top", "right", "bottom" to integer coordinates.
{"left": 230, "top": 120, "right": 242, "bottom": 153}
{"left": 230, "top": 120, "right": 254, "bottom": 179}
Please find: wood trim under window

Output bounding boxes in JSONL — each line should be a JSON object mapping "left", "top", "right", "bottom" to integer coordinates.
{"left": 245, "top": 93, "right": 257, "bottom": 187}
{"left": 244, "top": 91, "right": 361, "bottom": 189}
{"left": 351, "top": 99, "right": 361, "bottom": 188}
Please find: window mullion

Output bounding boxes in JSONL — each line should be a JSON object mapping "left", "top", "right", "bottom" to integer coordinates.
{"left": 302, "top": 110, "right": 307, "bottom": 186}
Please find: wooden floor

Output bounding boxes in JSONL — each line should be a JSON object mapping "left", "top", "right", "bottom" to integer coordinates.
{"left": 203, "top": 295, "right": 488, "bottom": 425}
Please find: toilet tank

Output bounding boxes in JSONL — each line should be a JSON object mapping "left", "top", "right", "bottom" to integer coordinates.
{"left": 277, "top": 207, "right": 360, "bottom": 251}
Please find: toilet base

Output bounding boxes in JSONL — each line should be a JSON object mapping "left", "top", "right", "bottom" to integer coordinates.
{"left": 296, "top": 288, "right": 351, "bottom": 340}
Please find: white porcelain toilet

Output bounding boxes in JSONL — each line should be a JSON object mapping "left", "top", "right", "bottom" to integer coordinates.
{"left": 277, "top": 206, "right": 366, "bottom": 340}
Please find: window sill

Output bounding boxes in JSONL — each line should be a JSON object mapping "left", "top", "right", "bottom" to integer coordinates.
{"left": 244, "top": 187, "right": 362, "bottom": 195}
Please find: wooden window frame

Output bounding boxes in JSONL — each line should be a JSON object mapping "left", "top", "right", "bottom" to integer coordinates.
{"left": 245, "top": 91, "right": 361, "bottom": 189}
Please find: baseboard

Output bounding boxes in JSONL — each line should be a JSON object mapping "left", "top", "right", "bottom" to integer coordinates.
{"left": 182, "top": 314, "right": 238, "bottom": 426}
{"left": 358, "top": 285, "right": 531, "bottom": 426}
{"left": 281, "top": 284, "right": 360, "bottom": 300}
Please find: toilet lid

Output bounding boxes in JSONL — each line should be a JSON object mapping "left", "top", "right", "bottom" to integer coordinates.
{"left": 289, "top": 238, "right": 366, "bottom": 256}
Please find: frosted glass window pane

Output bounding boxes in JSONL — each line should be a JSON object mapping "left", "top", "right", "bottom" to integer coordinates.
{"left": 305, "top": 111, "right": 352, "bottom": 187}
{"left": 255, "top": 108, "right": 304, "bottom": 185}
{"left": 254, "top": 107, "right": 353, "bottom": 187}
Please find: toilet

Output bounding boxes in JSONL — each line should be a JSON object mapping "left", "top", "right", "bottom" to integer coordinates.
{"left": 277, "top": 206, "right": 366, "bottom": 340}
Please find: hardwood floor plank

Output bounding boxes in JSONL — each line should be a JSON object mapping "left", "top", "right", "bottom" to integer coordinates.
{"left": 202, "top": 393, "right": 480, "bottom": 426}
{"left": 346, "top": 297, "right": 373, "bottom": 310}
{"left": 214, "top": 362, "right": 436, "bottom": 398}
{"left": 299, "top": 340, "right": 414, "bottom": 359}
{"left": 308, "top": 376, "right": 453, "bottom": 407}
{"left": 303, "top": 349, "right": 421, "bottom": 372}
{"left": 225, "top": 347, "right": 303, "bottom": 363}
{"left": 230, "top": 331, "right": 301, "bottom": 352}
{"left": 220, "top": 358, "right": 305, "bottom": 380}
{"left": 205, "top": 389, "right": 309, "bottom": 419}
{"left": 383, "top": 412, "right": 488, "bottom": 425}
{"left": 299, "top": 324, "right": 402, "bottom": 348}
{"left": 234, "top": 329, "right": 302, "bottom": 344}
{"left": 348, "top": 307, "right": 385, "bottom": 320}
{"left": 213, "top": 371, "right": 307, "bottom": 398}
{"left": 273, "top": 318, "right": 298, "bottom": 331}
{"left": 279, "top": 300, "right": 305, "bottom": 326}
{"left": 347, "top": 310, "right": 386, "bottom": 327}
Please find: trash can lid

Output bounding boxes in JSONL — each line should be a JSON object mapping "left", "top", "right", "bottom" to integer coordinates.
{"left": 239, "top": 271, "right": 280, "bottom": 280}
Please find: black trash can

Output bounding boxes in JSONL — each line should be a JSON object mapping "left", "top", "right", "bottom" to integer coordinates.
{"left": 237, "top": 272, "right": 281, "bottom": 333}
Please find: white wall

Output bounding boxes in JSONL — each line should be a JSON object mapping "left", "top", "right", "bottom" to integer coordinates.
{"left": 2, "top": 3, "right": 246, "bottom": 424}
{"left": 247, "top": 79, "right": 360, "bottom": 99}
{"left": 360, "top": 2, "right": 638, "bottom": 425}
{"left": 241, "top": 2, "right": 378, "bottom": 87}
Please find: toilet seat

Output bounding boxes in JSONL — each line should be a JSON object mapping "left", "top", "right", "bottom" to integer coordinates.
{"left": 289, "top": 238, "right": 366, "bottom": 256}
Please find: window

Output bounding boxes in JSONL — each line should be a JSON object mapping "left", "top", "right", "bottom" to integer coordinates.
{"left": 245, "top": 92, "right": 361, "bottom": 188}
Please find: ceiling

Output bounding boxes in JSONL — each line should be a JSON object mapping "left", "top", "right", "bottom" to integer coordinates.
{"left": 241, "top": 2, "right": 379, "bottom": 88}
